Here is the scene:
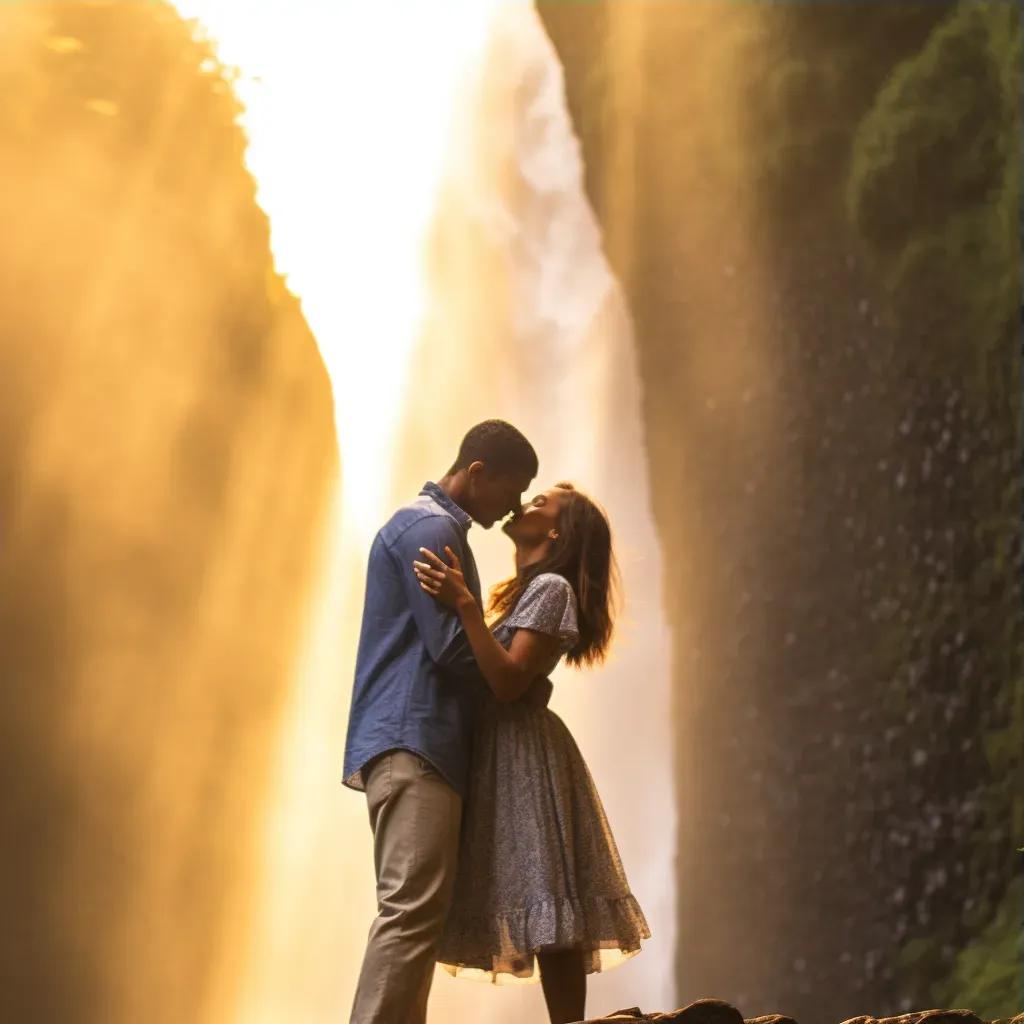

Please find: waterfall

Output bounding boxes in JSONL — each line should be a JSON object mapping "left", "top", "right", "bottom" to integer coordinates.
{"left": 173, "top": 2, "right": 677, "bottom": 1020}
{"left": 394, "top": 8, "right": 678, "bottom": 1015}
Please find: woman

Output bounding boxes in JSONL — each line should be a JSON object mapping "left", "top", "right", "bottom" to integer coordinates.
{"left": 413, "top": 481, "right": 650, "bottom": 1024}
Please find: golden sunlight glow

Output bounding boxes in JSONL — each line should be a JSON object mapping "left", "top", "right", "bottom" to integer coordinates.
{"left": 168, "top": 2, "right": 688, "bottom": 1021}
{"left": 174, "top": 0, "right": 500, "bottom": 539}
{"left": 169, "top": 3, "right": 514, "bottom": 1022}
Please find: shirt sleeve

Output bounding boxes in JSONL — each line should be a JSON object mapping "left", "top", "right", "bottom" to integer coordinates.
{"left": 388, "top": 515, "right": 483, "bottom": 681}
{"left": 503, "top": 573, "right": 580, "bottom": 654}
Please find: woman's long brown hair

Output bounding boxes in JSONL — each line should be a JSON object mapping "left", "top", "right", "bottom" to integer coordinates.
{"left": 487, "top": 483, "right": 619, "bottom": 667}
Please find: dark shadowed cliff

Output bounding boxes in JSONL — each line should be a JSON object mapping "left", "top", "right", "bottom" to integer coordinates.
{"left": 538, "top": 2, "right": 1022, "bottom": 1019}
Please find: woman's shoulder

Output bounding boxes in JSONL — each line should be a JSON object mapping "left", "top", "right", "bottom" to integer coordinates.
{"left": 523, "top": 572, "right": 575, "bottom": 602}
{"left": 514, "top": 573, "right": 578, "bottom": 621}
{"left": 508, "top": 572, "right": 579, "bottom": 648}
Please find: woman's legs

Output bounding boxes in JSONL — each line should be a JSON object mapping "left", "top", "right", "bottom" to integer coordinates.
{"left": 537, "top": 949, "right": 587, "bottom": 1024}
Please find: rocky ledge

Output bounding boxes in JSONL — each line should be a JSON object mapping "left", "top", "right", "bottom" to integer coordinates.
{"left": 583, "top": 1000, "right": 1024, "bottom": 1024}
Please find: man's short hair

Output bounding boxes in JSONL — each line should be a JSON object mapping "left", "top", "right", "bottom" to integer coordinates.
{"left": 450, "top": 419, "right": 538, "bottom": 479}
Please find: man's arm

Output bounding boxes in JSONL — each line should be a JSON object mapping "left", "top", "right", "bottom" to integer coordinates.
{"left": 389, "top": 516, "right": 483, "bottom": 681}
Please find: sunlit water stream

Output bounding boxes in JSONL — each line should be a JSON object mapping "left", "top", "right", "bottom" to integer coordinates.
{"left": 172, "top": 4, "right": 678, "bottom": 1019}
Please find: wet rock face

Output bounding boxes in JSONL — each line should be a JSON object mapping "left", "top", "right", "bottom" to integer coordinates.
{"left": 582, "top": 1003, "right": 1022, "bottom": 1024}
{"left": 539, "top": 2, "right": 1023, "bottom": 1018}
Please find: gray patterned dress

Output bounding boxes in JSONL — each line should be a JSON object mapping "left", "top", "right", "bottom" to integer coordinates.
{"left": 437, "top": 572, "right": 650, "bottom": 985}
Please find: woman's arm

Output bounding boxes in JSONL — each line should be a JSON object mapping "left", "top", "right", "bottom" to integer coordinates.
{"left": 390, "top": 518, "right": 481, "bottom": 681}
{"left": 414, "top": 547, "right": 561, "bottom": 703}
{"left": 452, "top": 593, "right": 561, "bottom": 703}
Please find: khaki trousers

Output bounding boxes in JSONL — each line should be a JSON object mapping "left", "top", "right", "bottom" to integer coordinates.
{"left": 349, "top": 751, "right": 462, "bottom": 1024}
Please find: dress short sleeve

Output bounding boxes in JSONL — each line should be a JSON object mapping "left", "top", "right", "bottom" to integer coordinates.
{"left": 503, "top": 573, "right": 579, "bottom": 654}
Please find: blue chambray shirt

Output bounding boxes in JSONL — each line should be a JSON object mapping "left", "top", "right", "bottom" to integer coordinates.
{"left": 342, "top": 482, "right": 485, "bottom": 799}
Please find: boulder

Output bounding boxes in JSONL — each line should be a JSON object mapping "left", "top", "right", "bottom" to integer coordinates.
{"left": 581, "top": 1004, "right": 1019, "bottom": 1024}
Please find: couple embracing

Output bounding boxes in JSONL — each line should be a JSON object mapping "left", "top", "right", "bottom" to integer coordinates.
{"left": 343, "top": 420, "right": 650, "bottom": 1024}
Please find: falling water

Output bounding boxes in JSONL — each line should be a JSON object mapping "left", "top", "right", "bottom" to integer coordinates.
{"left": 393, "top": 9, "right": 679, "bottom": 1016}
{"left": 174, "top": 3, "right": 677, "bottom": 1020}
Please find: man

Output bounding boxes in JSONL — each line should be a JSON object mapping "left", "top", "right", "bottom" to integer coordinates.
{"left": 343, "top": 419, "right": 539, "bottom": 1024}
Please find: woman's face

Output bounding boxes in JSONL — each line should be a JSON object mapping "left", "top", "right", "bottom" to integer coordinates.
{"left": 502, "top": 487, "right": 568, "bottom": 544}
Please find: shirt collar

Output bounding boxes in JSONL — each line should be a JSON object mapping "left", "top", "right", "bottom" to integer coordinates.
{"left": 420, "top": 481, "right": 472, "bottom": 531}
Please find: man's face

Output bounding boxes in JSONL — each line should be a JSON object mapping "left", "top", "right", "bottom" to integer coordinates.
{"left": 467, "top": 464, "right": 535, "bottom": 529}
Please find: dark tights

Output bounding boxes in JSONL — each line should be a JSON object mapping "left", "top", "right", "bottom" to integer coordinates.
{"left": 537, "top": 948, "right": 586, "bottom": 1024}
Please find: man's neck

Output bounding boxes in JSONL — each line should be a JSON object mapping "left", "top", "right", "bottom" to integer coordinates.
{"left": 437, "top": 472, "right": 466, "bottom": 508}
